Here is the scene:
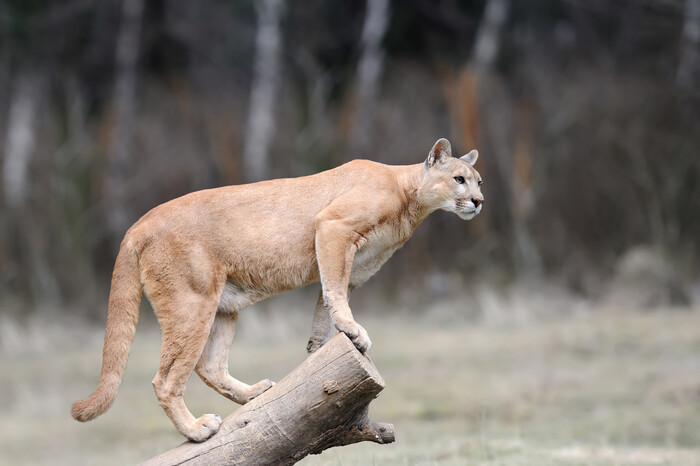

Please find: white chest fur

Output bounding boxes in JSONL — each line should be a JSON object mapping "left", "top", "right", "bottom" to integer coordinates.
{"left": 350, "top": 228, "right": 404, "bottom": 287}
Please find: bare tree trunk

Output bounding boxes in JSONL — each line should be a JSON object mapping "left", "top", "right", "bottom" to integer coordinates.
{"left": 293, "top": 49, "right": 331, "bottom": 169}
{"left": 472, "top": 0, "right": 508, "bottom": 75}
{"left": 244, "top": 0, "right": 284, "bottom": 182}
{"left": 470, "top": 0, "right": 510, "bottom": 185}
{"left": 142, "top": 333, "right": 394, "bottom": 466}
{"left": 677, "top": 0, "right": 700, "bottom": 97}
{"left": 470, "top": 0, "right": 541, "bottom": 277}
{"left": 3, "top": 73, "right": 37, "bottom": 209}
{"left": 349, "top": 0, "right": 389, "bottom": 158}
{"left": 511, "top": 97, "right": 542, "bottom": 277}
{"left": 2, "top": 71, "right": 61, "bottom": 307}
{"left": 105, "top": 0, "right": 144, "bottom": 248}
{"left": 439, "top": 0, "right": 509, "bottom": 247}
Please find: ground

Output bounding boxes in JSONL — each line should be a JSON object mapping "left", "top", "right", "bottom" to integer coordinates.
{"left": 1, "top": 293, "right": 699, "bottom": 465}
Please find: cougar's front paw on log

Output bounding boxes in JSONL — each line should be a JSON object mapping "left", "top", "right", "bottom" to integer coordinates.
{"left": 336, "top": 320, "right": 372, "bottom": 353}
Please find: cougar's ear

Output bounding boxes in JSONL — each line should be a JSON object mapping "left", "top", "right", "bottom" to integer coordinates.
{"left": 425, "top": 138, "right": 452, "bottom": 168}
{"left": 460, "top": 149, "right": 479, "bottom": 166}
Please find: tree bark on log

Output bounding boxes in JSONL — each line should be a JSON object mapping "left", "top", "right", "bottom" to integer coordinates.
{"left": 141, "top": 333, "right": 395, "bottom": 466}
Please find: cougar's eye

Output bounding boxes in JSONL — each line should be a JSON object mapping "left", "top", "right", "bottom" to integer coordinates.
{"left": 454, "top": 176, "right": 465, "bottom": 184}
{"left": 478, "top": 180, "right": 483, "bottom": 186}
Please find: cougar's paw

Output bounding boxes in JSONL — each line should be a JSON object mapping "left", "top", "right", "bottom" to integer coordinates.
{"left": 336, "top": 320, "right": 372, "bottom": 353}
{"left": 244, "top": 379, "right": 275, "bottom": 403}
{"left": 351, "top": 324, "right": 372, "bottom": 353}
{"left": 187, "top": 413, "right": 222, "bottom": 442}
{"left": 307, "top": 337, "right": 324, "bottom": 354}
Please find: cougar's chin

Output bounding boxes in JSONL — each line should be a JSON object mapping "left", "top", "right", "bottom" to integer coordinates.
{"left": 457, "top": 203, "right": 482, "bottom": 220}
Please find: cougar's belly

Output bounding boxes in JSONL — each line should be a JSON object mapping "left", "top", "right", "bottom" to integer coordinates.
{"left": 217, "top": 282, "right": 261, "bottom": 312}
{"left": 218, "top": 255, "right": 320, "bottom": 313}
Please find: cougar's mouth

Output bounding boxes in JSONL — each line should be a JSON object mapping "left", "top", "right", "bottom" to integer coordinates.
{"left": 455, "top": 199, "right": 482, "bottom": 220}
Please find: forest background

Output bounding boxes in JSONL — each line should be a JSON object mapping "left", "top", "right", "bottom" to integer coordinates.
{"left": 1, "top": 0, "right": 699, "bottom": 464}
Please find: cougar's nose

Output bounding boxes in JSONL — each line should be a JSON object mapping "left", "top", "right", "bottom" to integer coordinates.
{"left": 472, "top": 198, "right": 483, "bottom": 208}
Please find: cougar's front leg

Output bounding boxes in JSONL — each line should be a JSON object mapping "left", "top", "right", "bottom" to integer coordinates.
{"left": 307, "top": 291, "right": 332, "bottom": 353}
{"left": 315, "top": 213, "right": 372, "bottom": 353}
{"left": 307, "top": 285, "right": 355, "bottom": 353}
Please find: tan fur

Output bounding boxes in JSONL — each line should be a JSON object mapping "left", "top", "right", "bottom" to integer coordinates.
{"left": 71, "top": 138, "right": 484, "bottom": 442}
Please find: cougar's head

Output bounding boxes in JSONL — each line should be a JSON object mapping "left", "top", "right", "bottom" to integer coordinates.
{"left": 421, "top": 138, "right": 484, "bottom": 220}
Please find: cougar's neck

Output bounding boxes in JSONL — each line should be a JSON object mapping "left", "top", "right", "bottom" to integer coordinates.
{"left": 396, "top": 163, "right": 432, "bottom": 230}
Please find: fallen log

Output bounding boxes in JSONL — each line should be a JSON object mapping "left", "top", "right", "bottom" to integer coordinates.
{"left": 141, "top": 332, "right": 395, "bottom": 465}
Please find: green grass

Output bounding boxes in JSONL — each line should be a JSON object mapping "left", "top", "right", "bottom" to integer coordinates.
{"left": 1, "top": 301, "right": 699, "bottom": 465}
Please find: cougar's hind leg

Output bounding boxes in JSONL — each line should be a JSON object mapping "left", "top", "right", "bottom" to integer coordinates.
{"left": 150, "top": 291, "right": 222, "bottom": 442}
{"left": 195, "top": 311, "right": 274, "bottom": 404}
{"left": 307, "top": 290, "right": 333, "bottom": 353}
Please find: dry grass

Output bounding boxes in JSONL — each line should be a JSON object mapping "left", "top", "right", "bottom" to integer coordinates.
{"left": 1, "top": 293, "right": 699, "bottom": 465}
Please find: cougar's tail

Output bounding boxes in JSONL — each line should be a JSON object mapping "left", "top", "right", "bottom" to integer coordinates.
{"left": 72, "top": 239, "right": 142, "bottom": 422}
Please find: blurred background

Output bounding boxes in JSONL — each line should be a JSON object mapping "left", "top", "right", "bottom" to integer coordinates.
{"left": 1, "top": 0, "right": 699, "bottom": 464}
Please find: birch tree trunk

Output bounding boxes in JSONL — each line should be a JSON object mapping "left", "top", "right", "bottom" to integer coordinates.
{"left": 105, "top": 0, "right": 144, "bottom": 248}
{"left": 472, "top": 0, "right": 508, "bottom": 75}
{"left": 3, "top": 73, "right": 37, "bottom": 209}
{"left": 472, "top": 0, "right": 542, "bottom": 278}
{"left": 243, "top": 0, "right": 284, "bottom": 182}
{"left": 349, "top": 0, "right": 389, "bottom": 158}
{"left": 677, "top": 0, "right": 700, "bottom": 97}
{"left": 2, "top": 72, "right": 61, "bottom": 307}
{"left": 465, "top": 0, "right": 509, "bottom": 232}
{"left": 470, "top": 0, "right": 509, "bottom": 178}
